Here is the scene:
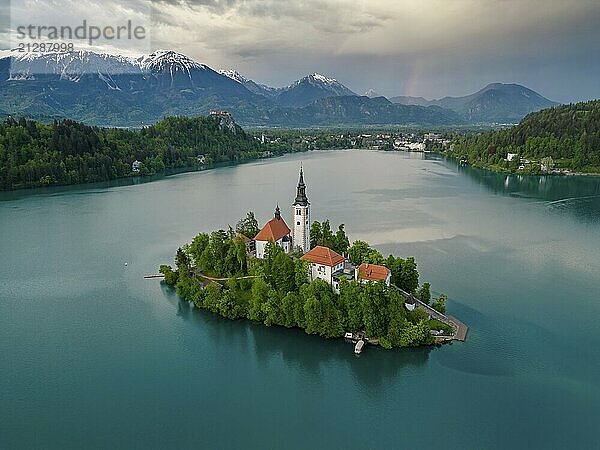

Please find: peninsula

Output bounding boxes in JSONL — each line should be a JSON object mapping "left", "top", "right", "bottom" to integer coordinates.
{"left": 160, "top": 167, "right": 467, "bottom": 350}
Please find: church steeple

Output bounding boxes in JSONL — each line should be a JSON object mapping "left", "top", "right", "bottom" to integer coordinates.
{"left": 292, "top": 165, "right": 311, "bottom": 253}
{"left": 274, "top": 204, "right": 281, "bottom": 220}
{"left": 294, "top": 165, "right": 309, "bottom": 206}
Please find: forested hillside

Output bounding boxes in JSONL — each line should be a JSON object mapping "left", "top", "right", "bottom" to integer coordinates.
{"left": 0, "top": 115, "right": 264, "bottom": 190}
{"left": 449, "top": 100, "right": 600, "bottom": 173}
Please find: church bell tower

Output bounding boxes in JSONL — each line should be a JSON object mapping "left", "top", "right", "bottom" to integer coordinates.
{"left": 292, "top": 166, "right": 310, "bottom": 252}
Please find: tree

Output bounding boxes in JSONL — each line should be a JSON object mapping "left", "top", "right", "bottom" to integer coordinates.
{"left": 333, "top": 224, "right": 350, "bottom": 255}
{"left": 272, "top": 252, "right": 296, "bottom": 294}
{"left": 159, "top": 264, "right": 179, "bottom": 286}
{"left": 348, "top": 240, "right": 371, "bottom": 265}
{"left": 417, "top": 282, "right": 431, "bottom": 304}
{"left": 398, "top": 257, "right": 419, "bottom": 293}
{"left": 303, "top": 295, "right": 322, "bottom": 335}
{"left": 249, "top": 277, "right": 270, "bottom": 322}
{"left": 189, "top": 233, "right": 210, "bottom": 268}
{"left": 294, "top": 259, "right": 310, "bottom": 288}
{"left": 361, "top": 281, "right": 389, "bottom": 338}
{"left": 236, "top": 211, "right": 260, "bottom": 238}
{"left": 339, "top": 278, "right": 363, "bottom": 332}
{"left": 432, "top": 294, "right": 447, "bottom": 314}
{"left": 263, "top": 289, "right": 283, "bottom": 326}
{"left": 281, "top": 292, "right": 298, "bottom": 328}
{"left": 175, "top": 247, "right": 191, "bottom": 275}
{"left": 310, "top": 221, "right": 322, "bottom": 249}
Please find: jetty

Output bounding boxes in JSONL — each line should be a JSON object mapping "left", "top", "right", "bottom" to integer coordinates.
{"left": 144, "top": 274, "right": 165, "bottom": 279}
{"left": 344, "top": 331, "right": 378, "bottom": 354}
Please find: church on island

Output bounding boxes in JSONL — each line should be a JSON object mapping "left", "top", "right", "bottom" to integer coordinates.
{"left": 250, "top": 166, "right": 391, "bottom": 292}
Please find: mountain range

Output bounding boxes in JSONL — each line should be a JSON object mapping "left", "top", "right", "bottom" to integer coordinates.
{"left": 390, "top": 83, "right": 558, "bottom": 123}
{"left": 0, "top": 49, "right": 557, "bottom": 127}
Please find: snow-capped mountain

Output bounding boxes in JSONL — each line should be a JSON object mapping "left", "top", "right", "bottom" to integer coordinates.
{"left": 218, "top": 69, "right": 278, "bottom": 97}
{"left": 274, "top": 73, "right": 356, "bottom": 107}
{"left": 363, "top": 88, "right": 384, "bottom": 98}
{"left": 0, "top": 49, "right": 550, "bottom": 126}
{"left": 137, "top": 50, "right": 208, "bottom": 74}
{"left": 219, "top": 70, "right": 356, "bottom": 106}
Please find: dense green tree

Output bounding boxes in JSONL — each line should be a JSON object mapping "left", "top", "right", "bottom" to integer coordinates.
{"left": 236, "top": 211, "right": 260, "bottom": 238}
{"left": 248, "top": 277, "right": 270, "bottom": 322}
{"left": 448, "top": 99, "right": 600, "bottom": 174}
{"left": 334, "top": 224, "right": 350, "bottom": 255}
{"left": 272, "top": 252, "right": 296, "bottom": 294}
{"left": 0, "top": 115, "right": 267, "bottom": 190}
{"left": 417, "top": 282, "right": 431, "bottom": 304}
{"left": 348, "top": 240, "right": 371, "bottom": 265}
{"left": 159, "top": 264, "right": 179, "bottom": 287}
{"left": 339, "top": 278, "right": 363, "bottom": 332}
{"left": 309, "top": 221, "right": 322, "bottom": 249}
{"left": 432, "top": 294, "right": 447, "bottom": 314}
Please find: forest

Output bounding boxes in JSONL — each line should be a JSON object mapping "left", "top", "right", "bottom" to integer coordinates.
{"left": 0, "top": 115, "right": 272, "bottom": 190}
{"left": 159, "top": 213, "right": 449, "bottom": 349}
{"left": 447, "top": 99, "right": 600, "bottom": 173}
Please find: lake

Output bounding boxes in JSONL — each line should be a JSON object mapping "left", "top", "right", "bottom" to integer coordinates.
{"left": 1, "top": 150, "right": 599, "bottom": 449}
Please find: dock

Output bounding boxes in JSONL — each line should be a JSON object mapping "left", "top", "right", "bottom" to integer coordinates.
{"left": 143, "top": 274, "right": 165, "bottom": 279}
{"left": 447, "top": 315, "right": 469, "bottom": 341}
{"left": 344, "top": 332, "right": 376, "bottom": 354}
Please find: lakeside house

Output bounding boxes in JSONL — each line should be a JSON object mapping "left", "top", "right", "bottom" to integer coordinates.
{"left": 356, "top": 263, "right": 391, "bottom": 287}
{"left": 300, "top": 245, "right": 351, "bottom": 293}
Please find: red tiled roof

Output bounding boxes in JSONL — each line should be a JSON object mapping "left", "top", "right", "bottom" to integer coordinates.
{"left": 237, "top": 233, "right": 252, "bottom": 243}
{"left": 254, "top": 217, "right": 291, "bottom": 242}
{"left": 357, "top": 263, "right": 391, "bottom": 282}
{"left": 301, "top": 245, "right": 345, "bottom": 267}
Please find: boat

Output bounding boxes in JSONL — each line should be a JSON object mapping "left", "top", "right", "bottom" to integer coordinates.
{"left": 354, "top": 339, "right": 364, "bottom": 354}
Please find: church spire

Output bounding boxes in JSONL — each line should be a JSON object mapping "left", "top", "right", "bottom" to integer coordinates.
{"left": 274, "top": 204, "right": 281, "bottom": 220}
{"left": 294, "top": 165, "right": 309, "bottom": 206}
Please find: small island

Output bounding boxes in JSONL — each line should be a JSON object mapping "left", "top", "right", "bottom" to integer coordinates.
{"left": 160, "top": 167, "right": 467, "bottom": 350}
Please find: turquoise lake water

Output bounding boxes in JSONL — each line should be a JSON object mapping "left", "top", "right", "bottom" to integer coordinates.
{"left": 1, "top": 150, "right": 599, "bottom": 449}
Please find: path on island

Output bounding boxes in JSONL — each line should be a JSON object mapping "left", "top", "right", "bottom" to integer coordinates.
{"left": 393, "top": 285, "right": 469, "bottom": 342}
{"left": 192, "top": 269, "right": 257, "bottom": 282}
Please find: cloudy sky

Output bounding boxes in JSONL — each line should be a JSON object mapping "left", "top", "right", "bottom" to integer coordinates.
{"left": 4, "top": 0, "right": 600, "bottom": 102}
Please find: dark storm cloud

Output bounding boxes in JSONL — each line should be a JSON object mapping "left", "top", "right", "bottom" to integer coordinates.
{"left": 2, "top": 0, "right": 599, "bottom": 101}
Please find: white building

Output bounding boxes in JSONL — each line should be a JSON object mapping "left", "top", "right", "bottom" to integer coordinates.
{"left": 292, "top": 166, "right": 311, "bottom": 253}
{"left": 254, "top": 206, "right": 292, "bottom": 259}
{"left": 132, "top": 160, "right": 142, "bottom": 173}
{"left": 301, "top": 246, "right": 350, "bottom": 292}
{"left": 506, "top": 153, "right": 519, "bottom": 162}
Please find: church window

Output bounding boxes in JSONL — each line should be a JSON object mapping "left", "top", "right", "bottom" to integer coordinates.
{"left": 297, "top": 221, "right": 300, "bottom": 225}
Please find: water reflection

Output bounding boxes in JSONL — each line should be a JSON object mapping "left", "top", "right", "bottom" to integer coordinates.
{"left": 175, "top": 297, "right": 431, "bottom": 389}
{"left": 454, "top": 162, "right": 600, "bottom": 222}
